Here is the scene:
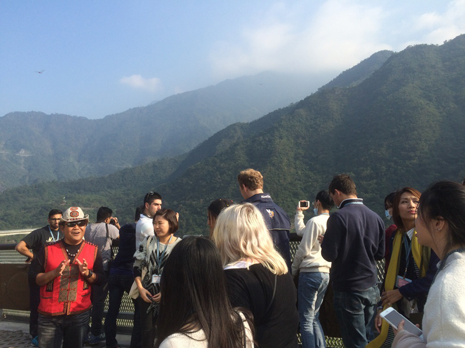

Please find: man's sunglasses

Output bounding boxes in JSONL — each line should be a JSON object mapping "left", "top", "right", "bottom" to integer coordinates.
{"left": 66, "top": 221, "right": 87, "bottom": 227}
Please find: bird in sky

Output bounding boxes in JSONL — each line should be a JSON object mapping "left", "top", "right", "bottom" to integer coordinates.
{"left": 35, "top": 70, "right": 45, "bottom": 74}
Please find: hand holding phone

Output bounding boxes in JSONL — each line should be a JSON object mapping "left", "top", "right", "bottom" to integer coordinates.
{"left": 380, "top": 308, "right": 422, "bottom": 336}
{"left": 297, "top": 200, "right": 310, "bottom": 211}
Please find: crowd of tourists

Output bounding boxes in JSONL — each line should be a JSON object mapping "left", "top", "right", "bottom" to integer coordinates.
{"left": 15, "top": 169, "right": 465, "bottom": 348}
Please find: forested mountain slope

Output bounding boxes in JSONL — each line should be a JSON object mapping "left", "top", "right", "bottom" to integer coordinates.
{"left": 1, "top": 35, "right": 464, "bottom": 233}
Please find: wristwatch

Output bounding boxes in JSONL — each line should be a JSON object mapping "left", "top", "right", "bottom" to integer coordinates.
{"left": 85, "top": 270, "right": 93, "bottom": 279}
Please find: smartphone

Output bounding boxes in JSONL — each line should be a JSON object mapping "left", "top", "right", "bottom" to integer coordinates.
{"left": 380, "top": 307, "right": 423, "bottom": 336}
{"left": 299, "top": 201, "right": 310, "bottom": 208}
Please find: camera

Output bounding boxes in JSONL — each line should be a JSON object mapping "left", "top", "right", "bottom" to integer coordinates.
{"left": 110, "top": 218, "right": 116, "bottom": 225}
{"left": 299, "top": 201, "right": 310, "bottom": 208}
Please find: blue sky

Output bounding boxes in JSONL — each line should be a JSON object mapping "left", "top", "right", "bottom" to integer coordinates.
{"left": 1, "top": 0, "right": 464, "bottom": 119}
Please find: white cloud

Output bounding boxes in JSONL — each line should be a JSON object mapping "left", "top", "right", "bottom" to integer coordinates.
{"left": 209, "top": 0, "right": 465, "bottom": 81}
{"left": 415, "top": 0, "right": 465, "bottom": 44}
{"left": 120, "top": 75, "right": 162, "bottom": 93}
{"left": 209, "top": 0, "right": 391, "bottom": 80}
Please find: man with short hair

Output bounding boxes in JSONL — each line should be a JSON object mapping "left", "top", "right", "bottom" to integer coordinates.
{"left": 29, "top": 207, "right": 103, "bottom": 348}
{"left": 135, "top": 191, "right": 162, "bottom": 249}
{"left": 16, "top": 209, "right": 63, "bottom": 346}
{"left": 321, "top": 174, "right": 385, "bottom": 348}
{"left": 237, "top": 168, "right": 292, "bottom": 270}
{"left": 84, "top": 207, "right": 120, "bottom": 346}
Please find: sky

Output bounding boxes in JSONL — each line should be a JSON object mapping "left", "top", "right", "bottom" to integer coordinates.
{"left": 1, "top": 0, "right": 465, "bottom": 119}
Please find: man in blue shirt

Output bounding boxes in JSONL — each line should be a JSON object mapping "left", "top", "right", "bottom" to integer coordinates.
{"left": 321, "top": 174, "right": 384, "bottom": 348}
{"left": 238, "top": 168, "right": 292, "bottom": 271}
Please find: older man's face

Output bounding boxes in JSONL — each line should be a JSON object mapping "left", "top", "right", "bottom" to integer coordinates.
{"left": 62, "top": 220, "right": 87, "bottom": 245}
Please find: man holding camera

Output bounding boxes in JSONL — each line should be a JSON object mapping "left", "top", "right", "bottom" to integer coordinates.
{"left": 84, "top": 206, "right": 120, "bottom": 345}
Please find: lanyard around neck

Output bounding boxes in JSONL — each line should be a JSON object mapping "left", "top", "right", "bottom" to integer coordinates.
{"left": 49, "top": 226, "right": 59, "bottom": 242}
{"left": 156, "top": 235, "right": 173, "bottom": 271}
{"left": 402, "top": 234, "right": 412, "bottom": 277}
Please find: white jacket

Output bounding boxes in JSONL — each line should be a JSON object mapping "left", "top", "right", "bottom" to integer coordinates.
{"left": 393, "top": 251, "right": 465, "bottom": 348}
{"left": 292, "top": 212, "right": 331, "bottom": 276}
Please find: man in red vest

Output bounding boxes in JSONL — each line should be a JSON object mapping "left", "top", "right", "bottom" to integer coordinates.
{"left": 29, "top": 207, "right": 104, "bottom": 348}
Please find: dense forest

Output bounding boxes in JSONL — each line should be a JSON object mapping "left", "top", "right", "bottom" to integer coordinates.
{"left": 0, "top": 72, "right": 333, "bottom": 190}
{"left": 0, "top": 35, "right": 464, "bottom": 235}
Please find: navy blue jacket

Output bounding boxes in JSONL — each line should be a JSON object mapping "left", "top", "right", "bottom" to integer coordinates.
{"left": 243, "top": 193, "right": 292, "bottom": 271}
{"left": 110, "top": 223, "right": 136, "bottom": 275}
{"left": 321, "top": 198, "right": 385, "bottom": 292}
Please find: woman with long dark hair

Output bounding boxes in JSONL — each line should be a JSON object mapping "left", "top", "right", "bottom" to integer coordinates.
{"left": 369, "top": 188, "right": 439, "bottom": 347}
{"left": 155, "top": 237, "right": 253, "bottom": 348}
{"left": 392, "top": 181, "right": 465, "bottom": 347}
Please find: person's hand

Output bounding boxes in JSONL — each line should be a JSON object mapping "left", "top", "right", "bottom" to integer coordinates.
{"left": 296, "top": 201, "right": 310, "bottom": 211}
{"left": 54, "top": 260, "right": 70, "bottom": 277}
{"left": 25, "top": 256, "right": 33, "bottom": 263}
{"left": 381, "top": 289, "right": 403, "bottom": 307}
{"left": 112, "top": 217, "right": 121, "bottom": 229}
{"left": 76, "top": 258, "right": 89, "bottom": 277}
{"left": 152, "top": 292, "right": 161, "bottom": 303}
{"left": 375, "top": 311, "right": 383, "bottom": 333}
{"left": 139, "top": 287, "right": 154, "bottom": 303}
{"left": 318, "top": 235, "right": 324, "bottom": 244}
{"left": 175, "top": 212, "right": 179, "bottom": 221}
{"left": 393, "top": 319, "right": 405, "bottom": 336}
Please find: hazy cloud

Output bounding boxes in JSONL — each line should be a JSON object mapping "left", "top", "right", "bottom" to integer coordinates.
{"left": 120, "top": 75, "right": 162, "bottom": 93}
{"left": 414, "top": 0, "right": 465, "bottom": 43}
{"left": 210, "top": 0, "right": 465, "bottom": 80}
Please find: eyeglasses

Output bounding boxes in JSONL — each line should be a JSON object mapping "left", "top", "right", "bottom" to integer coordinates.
{"left": 66, "top": 221, "right": 87, "bottom": 227}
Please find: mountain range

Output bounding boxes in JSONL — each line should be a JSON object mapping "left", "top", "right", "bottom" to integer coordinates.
{"left": 0, "top": 71, "right": 336, "bottom": 191}
{"left": 1, "top": 35, "right": 464, "bottom": 233}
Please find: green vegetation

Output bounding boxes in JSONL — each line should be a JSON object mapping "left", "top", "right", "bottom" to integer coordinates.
{"left": 0, "top": 72, "right": 330, "bottom": 190}
{"left": 1, "top": 35, "right": 465, "bottom": 236}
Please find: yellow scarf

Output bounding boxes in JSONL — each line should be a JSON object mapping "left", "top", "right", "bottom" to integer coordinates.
{"left": 366, "top": 229, "right": 428, "bottom": 348}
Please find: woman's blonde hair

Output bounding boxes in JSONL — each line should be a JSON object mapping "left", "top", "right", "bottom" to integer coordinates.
{"left": 212, "top": 203, "right": 288, "bottom": 275}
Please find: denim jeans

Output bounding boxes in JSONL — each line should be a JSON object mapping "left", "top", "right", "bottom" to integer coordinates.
{"left": 138, "top": 297, "right": 158, "bottom": 348}
{"left": 38, "top": 310, "right": 90, "bottom": 348}
{"left": 298, "top": 272, "right": 329, "bottom": 348}
{"left": 333, "top": 285, "right": 379, "bottom": 348}
{"left": 105, "top": 273, "right": 142, "bottom": 348}
{"left": 90, "top": 277, "right": 109, "bottom": 336}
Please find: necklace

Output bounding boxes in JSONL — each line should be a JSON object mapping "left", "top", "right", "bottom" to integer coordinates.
{"left": 66, "top": 248, "right": 79, "bottom": 257}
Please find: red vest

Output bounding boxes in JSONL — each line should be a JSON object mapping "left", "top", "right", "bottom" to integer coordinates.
{"left": 38, "top": 240, "right": 98, "bottom": 316}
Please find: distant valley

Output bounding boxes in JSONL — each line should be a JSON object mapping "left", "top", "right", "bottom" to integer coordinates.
{"left": 2, "top": 35, "right": 465, "bottom": 234}
{"left": 0, "top": 71, "right": 336, "bottom": 191}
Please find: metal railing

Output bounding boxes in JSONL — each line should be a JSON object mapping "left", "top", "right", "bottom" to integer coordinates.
{"left": 0, "top": 234, "right": 386, "bottom": 347}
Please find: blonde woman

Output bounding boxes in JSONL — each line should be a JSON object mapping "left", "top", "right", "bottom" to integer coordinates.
{"left": 212, "top": 203, "right": 299, "bottom": 348}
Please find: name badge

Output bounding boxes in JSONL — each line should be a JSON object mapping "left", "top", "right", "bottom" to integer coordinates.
{"left": 396, "top": 275, "right": 412, "bottom": 288}
{"left": 152, "top": 275, "right": 161, "bottom": 284}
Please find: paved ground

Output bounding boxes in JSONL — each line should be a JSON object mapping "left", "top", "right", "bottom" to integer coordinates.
{"left": 0, "top": 320, "right": 132, "bottom": 348}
